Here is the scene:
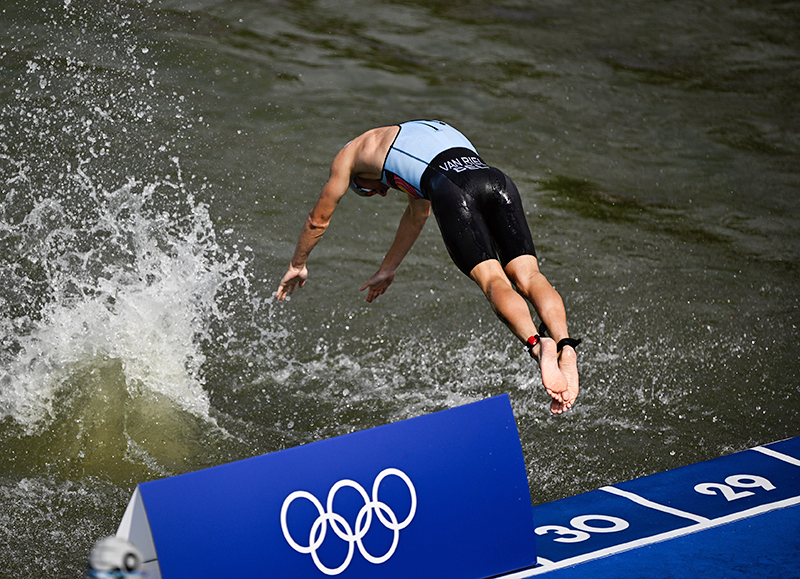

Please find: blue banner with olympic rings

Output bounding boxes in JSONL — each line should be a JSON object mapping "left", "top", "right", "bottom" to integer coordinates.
{"left": 129, "top": 394, "right": 537, "bottom": 578}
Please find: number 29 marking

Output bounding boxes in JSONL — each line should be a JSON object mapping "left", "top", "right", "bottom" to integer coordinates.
{"left": 694, "top": 474, "right": 775, "bottom": 502}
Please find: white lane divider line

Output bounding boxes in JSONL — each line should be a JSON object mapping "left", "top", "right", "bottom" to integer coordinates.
{"left": 600, "top": 486, "right": 711, "bottom": 523}
{"left": 752, "top": 446, "right": 800, "bottom": 467}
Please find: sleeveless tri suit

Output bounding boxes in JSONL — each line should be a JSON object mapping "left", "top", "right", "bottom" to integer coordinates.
{"left": 362, "top": 120, "right": 537, "bottom": 276}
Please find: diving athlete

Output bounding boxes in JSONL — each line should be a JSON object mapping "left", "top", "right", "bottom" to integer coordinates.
{"left": 275, "top": 120, "right": 580, "bottom": 414}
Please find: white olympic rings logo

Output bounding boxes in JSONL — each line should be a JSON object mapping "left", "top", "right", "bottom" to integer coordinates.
{"left": 280, "top": 468, "right": 417, "bottom": 575}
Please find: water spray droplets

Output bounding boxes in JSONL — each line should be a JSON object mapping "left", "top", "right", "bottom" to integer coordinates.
{"left": 0, "top": 159, "right": 249, "bottom": 433}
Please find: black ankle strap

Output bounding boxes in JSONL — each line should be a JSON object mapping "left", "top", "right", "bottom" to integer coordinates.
{"left": 557, "top": 337, "right": 582, "bottom": 352}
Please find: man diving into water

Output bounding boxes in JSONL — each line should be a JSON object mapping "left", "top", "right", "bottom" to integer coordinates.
{"left": 275, "top": 120, "right": 581, "bottom": 414}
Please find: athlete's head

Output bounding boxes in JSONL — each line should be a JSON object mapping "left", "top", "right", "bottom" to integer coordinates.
{"left": 349, "top": 176, "right": 388, "bottom": 197}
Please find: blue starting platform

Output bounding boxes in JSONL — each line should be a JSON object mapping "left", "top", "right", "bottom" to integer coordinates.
{"left": 502, "top": 436, "right": 800, "bottom": 579}
{"left": 116, "top": 396, "right": 799, "bottom": 578}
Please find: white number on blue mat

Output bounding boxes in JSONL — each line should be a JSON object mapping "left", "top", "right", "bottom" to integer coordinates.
{"left": 694, "top": 474, "right": 775, "bottom": 501}
{"left": 535, "top": 515, "right": 630, "bottom": 543}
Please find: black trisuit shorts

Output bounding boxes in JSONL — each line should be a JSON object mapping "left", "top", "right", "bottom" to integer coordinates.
{"left": 421, "top": 148, "right": 537, "bottom": 276}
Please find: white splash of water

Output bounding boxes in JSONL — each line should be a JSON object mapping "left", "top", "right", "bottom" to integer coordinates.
{"left": 0, "top": 158, "right": 248, "bottom": 433}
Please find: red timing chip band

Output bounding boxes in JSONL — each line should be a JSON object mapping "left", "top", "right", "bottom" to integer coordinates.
{"left": 525, "top": 335, "right": 540, "bottom": 358}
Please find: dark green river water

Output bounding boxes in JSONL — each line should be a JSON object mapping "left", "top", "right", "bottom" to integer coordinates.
{"left": 1, "top": 0, "right": 798, "bottom": 574}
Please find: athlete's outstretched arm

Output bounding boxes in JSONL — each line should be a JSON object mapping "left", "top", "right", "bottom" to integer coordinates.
{"left": 275, "top": 148, "right": 353, "bottom": 300}
{"left": 360, "top": 197, "right": 431, "bottom": 302}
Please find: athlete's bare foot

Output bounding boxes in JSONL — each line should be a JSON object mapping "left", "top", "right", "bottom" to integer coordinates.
{"left": 550, "top": 345, "right": 579, "bottom": 414}
{"left": 536, "top": 337, "right": 569, "bottom": 411}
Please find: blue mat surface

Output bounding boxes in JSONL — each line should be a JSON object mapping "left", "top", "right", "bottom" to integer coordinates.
{"left": 504, "top": 437, "right": 800, "bottom": 579}
{"left": 533, "top": 504, "right": 800, "bottom": 578}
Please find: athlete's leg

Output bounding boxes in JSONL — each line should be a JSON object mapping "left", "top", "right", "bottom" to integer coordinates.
{"left": 503, "top": 255, "right": 568, "bottom": 341}
{"left": 504, "top": 255, "right": 579, "bottom": 414}
{"left": 470, "top": 259, "right": 568, "bottom": 410}
{"left": 469, "top": 259, "right": 535, "bottom": 342}
{"left": 429, "top": 171, "right": 577, "bottom": 413}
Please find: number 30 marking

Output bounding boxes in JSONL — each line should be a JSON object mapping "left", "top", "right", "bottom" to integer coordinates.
{"left": 694, "top": 474, "right": 775, "bottom": 502}
{"left": 535, "top": 515, "right": 630, "bottom": 543}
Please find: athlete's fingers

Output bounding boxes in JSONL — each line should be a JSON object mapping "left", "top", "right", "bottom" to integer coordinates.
{"left": 276, "top": 275, "right": 303, "bottom": 300}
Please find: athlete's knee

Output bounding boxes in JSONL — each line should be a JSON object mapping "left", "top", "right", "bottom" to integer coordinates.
{"left": 470, "top": 257, "right": 499, "bottom": 275}
{"left": 504, "top": 255, "right": 541, "bottom": 287}
{"left": 469, "top": 259, "right": 508, "bottom": 291}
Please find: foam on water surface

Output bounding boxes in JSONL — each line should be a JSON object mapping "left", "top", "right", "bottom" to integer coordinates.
{"left": 0, "top": 160, "right": 248, "bottom": 433}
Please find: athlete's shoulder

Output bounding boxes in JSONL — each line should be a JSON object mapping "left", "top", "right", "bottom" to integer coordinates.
{"left": 341, "top": 126, "right": 399, "bottom": 174}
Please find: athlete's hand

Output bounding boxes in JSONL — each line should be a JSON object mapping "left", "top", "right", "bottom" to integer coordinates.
{"left": 359, "top": 269, "right": 395, "bottom": 303}
{"left": 275, "top": 264, "right": 308, "bottom": 301}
